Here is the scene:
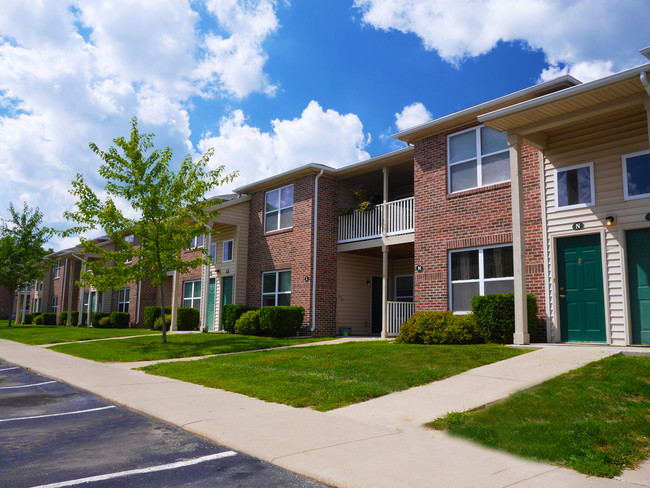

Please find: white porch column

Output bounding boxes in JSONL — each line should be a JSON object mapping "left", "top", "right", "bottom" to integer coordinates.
{"left": 381, "top": 244, "right": 389, "bottom": 338}
{"left": 86, "top": 289, "right": 92, "bottom": 326}
{"left": 14, "top": 292, "right": 20, "bottom": 322}
{"left": 170, "top": 270, "right": 179, "bottom": 331}
{"left": 201, "top": 232, "right": 212, "bottom": 331}
{"left": 78, "top": 287, "right": 85, "bottom": 326}
{"left": 382, "top": 167, "right": 389, "bottom": 236}
{"left": 508, "top": 134, "right": 529, "bottom": 345}
{"left": 66, "top": 261, "right": 75, "bottom": 326}
{"left": 20, "top": 290, "right": 27, "bottom": 323}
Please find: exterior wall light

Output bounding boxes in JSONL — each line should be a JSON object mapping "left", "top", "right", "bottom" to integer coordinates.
{"left": 605, "top": 215, "right": 616, "bottom": 226}
{"left": 366, "top": 280, "right": 371, "bottom": 287}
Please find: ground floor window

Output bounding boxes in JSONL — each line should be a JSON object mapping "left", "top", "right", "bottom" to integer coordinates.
{"left": 394, "top": 275, "right": 414, "bottom": 302}
{"left": 33, "top": 297, "right": 41, "bottom": 314}
{"left": 51, "top": 295, "right": 58, "bottom": 314}
{"left": 450, "top": 245, "right": 514, "bottom": 312}
{"left": 262, "top": 270, "right": 291, "bottom": 306}
{"left": 183, "top": 280, "right": 202, "bottom": 309}
{"left": 117, "top": 288, "right": 130, "bottom": 313}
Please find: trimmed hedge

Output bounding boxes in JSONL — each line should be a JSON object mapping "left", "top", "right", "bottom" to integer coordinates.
{"left": 110, "top": 312, "right": 130, "bottom": 329}
{"left": 154, "top": 314, "right": 172, "bottom": 331}
{"left": 17, "top": 313, "right": 34, "bottom": 325}
{"left": 58, "top": 311, "right": 80, "bottom": 326}
{"left": 234, "top": 310, "right": 261, "bottom": 335}
{"left": 471, "top": 293, "right": 538, "bottom": 344}
{"left": 259, "top": 306, "right": 305, "bottom": 337}
{"left": 33, "top": 314, "right": 44, "bottom": 325}
{"left": 222, "top": 304, "right": 259, "bottom": 333}
{"left": 39, "top": 313, "right": 57, "bottom": 325}
{"left": 176, "top": 307, "right": 200, "bottom": 331}
{"left": 98, "top": 317, "right": 112, "bottom": 328}
{"left": 144, "top": 305, "right": 172, "bottom": 330}
{"left": 395, "top": 311, "right": 483, "bottom": 345}
{"left": 91, "top": 312, "right": 111, "bottom": 328}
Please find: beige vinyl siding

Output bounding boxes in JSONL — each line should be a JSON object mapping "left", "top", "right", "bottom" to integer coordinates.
{"left": 336, "top": 253, "right": 381, "bottom": 335}
{"left": 543, "top": 109, "right": 649, "bottom": 345}
{"left": 389, "top": 258, "right": 415, "bottom": 299}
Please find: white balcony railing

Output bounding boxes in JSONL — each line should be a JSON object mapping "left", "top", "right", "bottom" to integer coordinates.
{"left": 387, "top": 301, "right": 415, "bottom": 336}
{"left": 338, "top": 196, "right": 414, "bottom": 243}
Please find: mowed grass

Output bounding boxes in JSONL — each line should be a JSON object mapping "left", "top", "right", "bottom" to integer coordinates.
{"left": 428, "top": 355, "right": 650, "bottom": 478}
{"left": 142, "top": 342, "right": 527, "bottom": 411}
{"left": 48, "top": 333, "right": 332, "bottom": 362}
{"left": 0, "top": 321, "right": 158, "bottom": 345}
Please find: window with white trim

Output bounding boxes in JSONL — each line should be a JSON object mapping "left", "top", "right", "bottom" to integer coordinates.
{"left": 448, "top": 126, "right": 509, "bottom": 193}
{"left": 265, "top": 185, "right": 293, "bottom": 232}
{"left": 450, "top": 245, "right": 514, "bottom": 312}
{"left": 188, "top": 234, "right": 204, "bottom": 250}
{"left": 183, "top": 280, "right": 202, "bottom": 309}
{"left": 555, "top": 162, "right": 594, "bottom": 209}
{"left": 53, "top": 260, "right": 61, "bottom": 279}
{"left": 51, "top": 295, "right": 58, "bottom": 314}
{"left": 209, "top": 243, "right": 217, "bottom": 263}
{"left": 623, "top": 150, "right": 650, "bottom": 200}
{"left": 262, "top": 270, "right": 291, "bottom": 306}
{"left": 124, "top": 234, "right": 134, "bottom": 264}
{"left": 117, "top": 288, "right": 130, "bottom": 313}
{"left": 394, "top": 275, "right": 414, "bottom": 302}
{"left": 223, "top": 240, "right": 234, "bottom": 262}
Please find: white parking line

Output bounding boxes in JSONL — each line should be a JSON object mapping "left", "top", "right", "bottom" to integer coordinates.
{"left": 0, "top": 406, "right": 116, "bottom": 423}
{"left": 0, "top": 380, "right": 56, "bottom": 389}
{"left": 0, "top": 366, "right": 19, "bottom": 372}
{"left": 29, "top": 451, "right": 238, "bottom": 488}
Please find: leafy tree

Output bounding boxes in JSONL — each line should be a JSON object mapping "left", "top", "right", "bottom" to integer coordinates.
{"left": 60, "top": 117, "right": 236, "bottom": 343}
{"left": 0, "top": 203, "right": 52, "bottom": 327}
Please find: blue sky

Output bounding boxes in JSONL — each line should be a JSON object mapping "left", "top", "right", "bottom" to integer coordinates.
{"left": 1, "top": 0, "right": 649, "bottom": 249}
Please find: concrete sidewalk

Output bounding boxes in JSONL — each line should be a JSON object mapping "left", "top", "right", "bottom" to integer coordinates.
{"left": 1, "top": 338, "right": 649, "bottom": 487}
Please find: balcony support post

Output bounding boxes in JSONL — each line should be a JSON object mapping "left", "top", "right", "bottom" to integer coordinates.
{"left": 381, "top": 244, "right": 389, "bottom": 338}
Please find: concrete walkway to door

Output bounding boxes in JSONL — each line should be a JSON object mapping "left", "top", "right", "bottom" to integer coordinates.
{"left": 1, "top": 339, "right": 650, "bottom": 487}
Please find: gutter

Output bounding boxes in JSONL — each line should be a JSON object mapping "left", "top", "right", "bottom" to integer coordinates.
{"left": 640, "top": 71, "right": 650, "bottom": 97}
{"left": 311, "top": 169, "right": 324, "bottom": 333}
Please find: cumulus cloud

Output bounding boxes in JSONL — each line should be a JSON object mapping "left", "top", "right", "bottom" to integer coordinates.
{"left": 198, "top": 101, "right": 371, "bottom": 188}
{"left": 353, "top": 0, "right": 650, "bottom": 81}
{"left": 395, "top": 102, "right": 432, "bottom": 132}
{"left": 0, "top": 0, "right": 280, "bottom": 247}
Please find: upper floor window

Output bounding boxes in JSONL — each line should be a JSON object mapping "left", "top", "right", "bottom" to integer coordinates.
{"left": 555, "top": 162, "right": 594, "bottom": 209}
{"left": 448, "top": 126, "right": 509, "bottom": 193}
{"left": 51, "top": 295, "right": 58, "bottom": 314}
{"left": 209, "top": 243, "right": 217, "bottom": 263}
{"left": 183, "top": 280, "right": 202, "bottom": 309}
{"left": 188, "top": 234, "right": 204, "bottom": 250}
{"left": 223, "top": 240, "right": 234, "bottom": 262}
{"left": 450, "top": 245, "right": 514, "bottom": 313}
{"left": 262, "top": 270, "right": 291, "bottom": 306}
{"left": 53, "top": 259, "right": 61, "bottom": 279}
{"left": 623, "top": 150, "right": 650, "bottom": 201}
{"left": 265, "top": 185, "right": 293, "bottom": 232}
{"left": 124, "top": 234, "right": 134, "bottom": 264}
{"left": 117, "top": 288, "right": 130, "bottom": 313}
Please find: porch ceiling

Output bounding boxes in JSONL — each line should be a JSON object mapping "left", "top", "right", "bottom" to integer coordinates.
{"left": 343, "top": 241, "right": 414, "bottom": 259}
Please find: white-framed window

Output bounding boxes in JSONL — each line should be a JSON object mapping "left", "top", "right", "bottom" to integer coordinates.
{"left": 117, "top": 288, "right": 130, "bottom": 313}
{"left": 262, "top": 270, "right": 291, "bottom": 306}
{"left": 265, "top": 184, "right": 294, "bottom": 233}
{"left": 448, "top": 126, "right": 509, "bottom": 193}
{"left": 51, "top": 295, "right": 58, "bottom": 313}
{"left": 188, "top": 234, "right": 204, "bottom": 250}
{"left": 623, "top": 150, "right": 650, "bottom": 201}
{"left": 53, "top": 259, "right": 61, "bottom": 279}
{"left": 33, "top": 297, "right": 41, "bottom": 314}
{"left": 124, "top": 234, "right": 134, "bottom": 264}
{"left": 394, "top": 275, "right": 414, "bottom": 302}
{"left": 183, "top": 280, "right": 202, "bottom": 309}
{"left": 223, "top": 240, "right": 234, "bottom": 262}
{"left": 449, "top": 245, "right": 514, "bottom": 313}
{"left": 209, "top": 243, "right": 217, "bottom": 263}
{"left": 555, "top": 162, "right": 595, "bottom": 209}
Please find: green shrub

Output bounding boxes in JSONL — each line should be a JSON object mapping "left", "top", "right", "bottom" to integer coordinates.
{"left": 144, "top": 305, "right": 172, "bottom": 330}
{"left": 471, "top": 293, "right": 538, "bottom": 344}
{"left": 33, "top": 314, "right": 44, "bottom": 325}
{"left": 91, "top": 312, "right": 110, "bottom": 327}
{"left": 40, "top": 313, "right": 57, "bottom": 325}
{"left": 395, "top": 311, "right": 483, "bottom": 345}
{"left": 222, "top": 304, "right": 259, "bottom": 333}
{"left": 58, "top": 311, "right": 80, "bottom": 326}
{"left": 176, "top": 307, "right": 200, "bottom": 331}
{"left": 110, "top": 312, "right": 130, "bottom": 329}
{"left": 234, "top": 310, "right": 261, "bottom": 336}
{"left": 98, "top": 316, "right": 112, "bottom": 328}
{"left": 17, "top": 313, "right": 34, "bottom": 325}
{"left": 154, "top": 314, "right": 172, "bottom": 331}
{"left": 258, "top": 306, "right": 305, "bottom": 337}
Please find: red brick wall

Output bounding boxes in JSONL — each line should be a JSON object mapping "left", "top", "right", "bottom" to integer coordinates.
{"left": 413, "top": 126, "right": 546, "bottom": 335}
{"left": 246, "top": 174, "right": 338, "bottom": 336}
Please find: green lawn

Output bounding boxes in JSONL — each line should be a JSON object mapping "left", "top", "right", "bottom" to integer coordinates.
{"left": 48, "top": 333, "right": 332, "bottom": 362}
{"left": 142, "top": 342, "right": 527, "bottom": 411}
{"left": 0, "top": 322, "right": 158, "bottom": 345}
{"left": 428, "top": 355, "right": 650, "bottom": 478}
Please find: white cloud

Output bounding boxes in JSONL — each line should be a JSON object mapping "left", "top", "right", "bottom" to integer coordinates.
{"left": 353, "top": 0, "right": 650, "bottom": 81}
{"left": 198, "top": 101, "right": 371, "bottom": 188}
{"left": 394, "top": 102, "right": 432, "bottom": 132}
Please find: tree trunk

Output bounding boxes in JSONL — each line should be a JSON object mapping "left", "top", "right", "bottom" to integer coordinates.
{"left": 159, "top": 282, "right": 167, "bottom": 344}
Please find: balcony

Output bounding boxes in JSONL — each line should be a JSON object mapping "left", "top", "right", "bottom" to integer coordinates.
{"left": 387, "top": 301, "right": 415, "bottom": 337}
{"left": 338, "top": 196, "right": 414, "bottom": 244}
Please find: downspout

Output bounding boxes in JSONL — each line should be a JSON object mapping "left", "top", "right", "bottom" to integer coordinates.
{"left": 61, "top": 258, "right": 68, "bottom": 321}
{"left": 641, "top": 71, "right": 650, "bottom": 97}
{"left": 136, "top": 280, "right": 142, "bottom": 325}
{"left": 311, "top": 169, "right": 324, "bottom": 333}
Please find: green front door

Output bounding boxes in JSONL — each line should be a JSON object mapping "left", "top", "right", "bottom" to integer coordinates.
{"left": 206, "top": 278, "right": 216, "bottom": 331}
{"left": 627, "top": 228, "right": 650, "bottom": 344}
{"left": 221, "top": 276, "right": 233, "bottom": 328}
{"left": 557, "top": 234, "right": 606, "bottom": 342}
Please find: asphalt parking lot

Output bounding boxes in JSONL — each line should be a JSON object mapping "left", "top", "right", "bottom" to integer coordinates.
{"left": 0, "top": 360, "right": 327, "bottom": 488}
